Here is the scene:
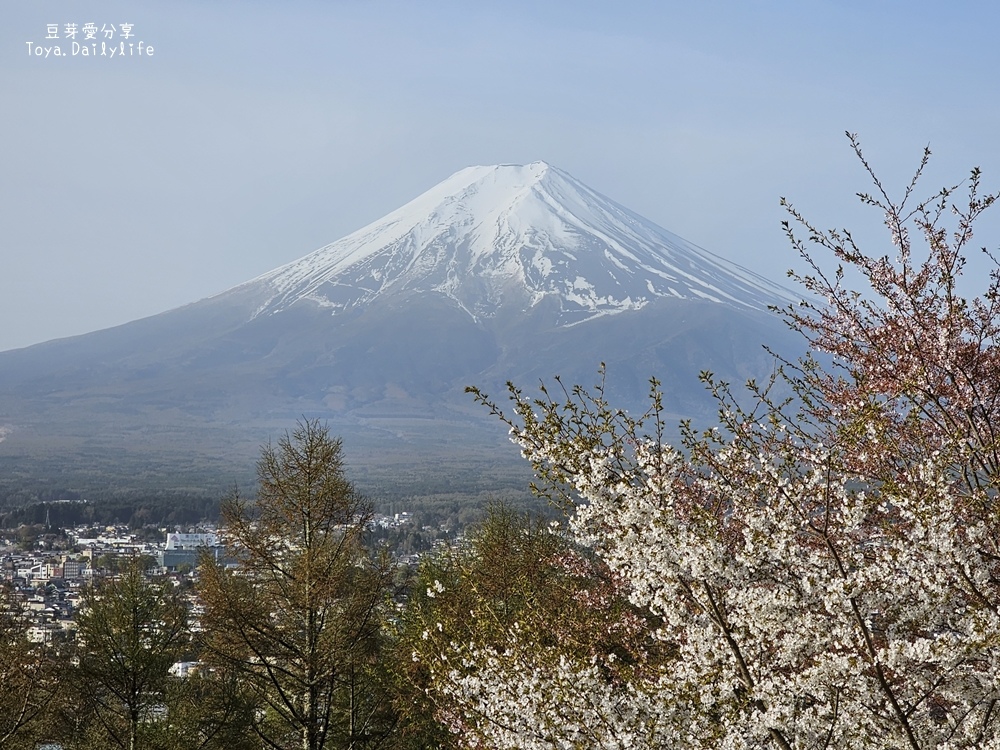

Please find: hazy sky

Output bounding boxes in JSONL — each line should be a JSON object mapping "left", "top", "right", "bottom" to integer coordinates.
{"left": 3, "top": 0, "right": 1000, "bottom": 352}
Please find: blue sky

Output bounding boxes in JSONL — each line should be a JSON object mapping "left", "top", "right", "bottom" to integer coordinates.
{"left": 3, "top": 0, "right": 999, "bottom": 351}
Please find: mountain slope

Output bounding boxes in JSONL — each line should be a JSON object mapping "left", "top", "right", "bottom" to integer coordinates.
{"left": 0, "top": 162, "right": 803, "bottom": 493}
{"left": 239, "top": 161, "right": 793, "bottom": 325}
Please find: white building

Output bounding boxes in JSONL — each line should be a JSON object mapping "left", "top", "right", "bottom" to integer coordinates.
{"left": 165, "top": 533, "right": 219, "bottom": 550}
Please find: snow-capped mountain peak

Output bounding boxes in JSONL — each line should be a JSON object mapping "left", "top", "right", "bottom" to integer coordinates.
{"left": 244, "top": 162, "right": 793, "bottom": 326}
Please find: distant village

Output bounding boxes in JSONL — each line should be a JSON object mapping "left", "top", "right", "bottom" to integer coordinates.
{"left": 0, "top": 510, "right": 431, "bottom": 650}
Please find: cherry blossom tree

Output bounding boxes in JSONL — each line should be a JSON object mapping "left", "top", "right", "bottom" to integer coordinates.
{"left": 407, "top": 504, "right": 669, "bottom": 750}
{"left": 430, "top": 137, "right": 1000, "bottom": 749}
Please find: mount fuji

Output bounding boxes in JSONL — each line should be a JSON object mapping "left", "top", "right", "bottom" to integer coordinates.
{"left": 0, "top": 162, "right": 802, "bottom": 493}
{"left": 248, "top": 161, "right": 791, "bottom": 323}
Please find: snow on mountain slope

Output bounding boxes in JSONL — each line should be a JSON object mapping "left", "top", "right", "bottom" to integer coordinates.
{"left": 241, "top": 161, "right": 795, "bottom": 326}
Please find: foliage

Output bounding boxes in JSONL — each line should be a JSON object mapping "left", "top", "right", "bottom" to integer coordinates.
{"left": 72, "top": 556, "right": 189, "bottom": 750}
{"left": 435, "top": 137, "right": 1000, "bottom": 749}
{"left": 0, "top": 493, "right": 221, "bottom": 531}
{"left": 406, "top": 503, "right": 667, "bottom": 749}
{"left": 0, "top": 583, "right": 60, "bottom": 749}
{"left": 197, "top": 419, "right": 398, "bottom": 750}
{"left": 156, "top": 668, "right": 259, "bottom": 750}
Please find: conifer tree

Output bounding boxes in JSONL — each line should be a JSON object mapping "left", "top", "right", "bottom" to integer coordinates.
{"left": 0, "top": 583, "right": 60, "bottom": 749}
{"left": 198, "top": 419, "right": 396, "bottom": 750}
{"left": 73, "top": 556, "right": 188, "bottom": 750}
